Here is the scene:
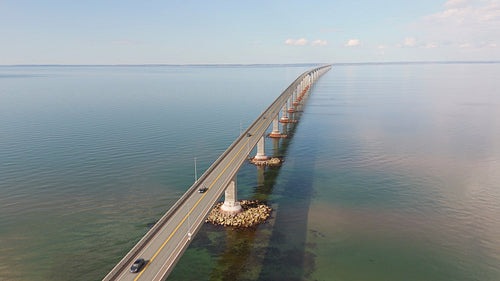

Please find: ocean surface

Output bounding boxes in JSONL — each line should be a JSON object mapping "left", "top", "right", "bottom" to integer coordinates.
{"left": 0, "top": 63, "right": 499, "bottom": 281}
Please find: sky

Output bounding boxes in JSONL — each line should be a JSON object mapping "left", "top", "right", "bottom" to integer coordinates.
{"left": 1, "top": 0, "right": 499, "bottom": 65}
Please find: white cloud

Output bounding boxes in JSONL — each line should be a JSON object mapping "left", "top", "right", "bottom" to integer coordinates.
{"left": 444, "top": 0, "right": 472, "bottom": 9}
{"left": 457, "top": 41, "right": 499, "bottom": 49}
{"left": 415, "top": 0, "right": 500, "bottom": 50}
{"left": 378, "top": 45, "right": 386, "bottom": 49}
{"left": 397, "top": 38, "right": 440, "bottom": 49}
{"left": 423, "top": 42, "right": 439, "bottom": 49}
{"left": 403, "top": 37, "right": 417, "bottom": 47}
{"left": 311, "top": 40, "right": 328, "bottom": 46}
{"left": 478, "top": 41, "right": 499, "bottom": 48}
{"left": 294, "top": 38, "right": 308, "bottom": 45}
{"left": 285, "top": 38, "right": 308, "bottom": 46}
{"left": 345, "top": 39, "right": 360, "bottom": 47}
{"left": 285, "top": 38, "right": 328, "bottom": 46}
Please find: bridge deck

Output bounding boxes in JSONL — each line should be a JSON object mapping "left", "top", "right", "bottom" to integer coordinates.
{"left": 103, "top": 65, "right": 330, "bottom": 281}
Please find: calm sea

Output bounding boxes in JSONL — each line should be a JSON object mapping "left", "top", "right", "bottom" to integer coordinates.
{"left": 0, "top": 63, "right": 499, "bottom": 281}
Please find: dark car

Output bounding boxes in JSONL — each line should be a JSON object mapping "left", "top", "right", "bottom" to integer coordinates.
{"left": 198, "top": 186, "right": 208, "bottom": 193}
{"left": 130, "top": 258, "right": 145, "bottom": 273}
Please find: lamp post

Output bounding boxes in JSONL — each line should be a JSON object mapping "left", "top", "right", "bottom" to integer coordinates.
{"left": 194, "top": 157, "right": 197, "bottom": 182}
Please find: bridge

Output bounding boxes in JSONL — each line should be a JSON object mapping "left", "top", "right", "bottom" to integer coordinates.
{"left": 103, "top": 65, "right": 332, "bottom": 281}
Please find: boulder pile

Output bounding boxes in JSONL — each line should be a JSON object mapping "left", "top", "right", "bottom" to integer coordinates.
{"left": 205, "top": 200, "right": 272, "bottom": 228}
{"left": 249, "top": 157, "right": 283, "bottom": 167}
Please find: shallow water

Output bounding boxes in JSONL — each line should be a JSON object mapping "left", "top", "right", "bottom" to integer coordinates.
{"left": 1, "top": 63, "right": 499, "bottom": 280}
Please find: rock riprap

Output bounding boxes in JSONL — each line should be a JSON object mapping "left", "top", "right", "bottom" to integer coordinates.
{"left": 249, "top": 157, "right": 283, "bottom": 167}
{"left": 205, "top": 200, "right": 272, "bottom": 228}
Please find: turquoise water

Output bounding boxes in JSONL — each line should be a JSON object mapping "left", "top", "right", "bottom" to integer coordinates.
{"left": 1, "top": 64, "right": 499, "bottom": 280}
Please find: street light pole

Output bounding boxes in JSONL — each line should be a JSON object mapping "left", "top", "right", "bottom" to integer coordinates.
{"left": 194, "top": 157, "right": 197, "bottom": 182}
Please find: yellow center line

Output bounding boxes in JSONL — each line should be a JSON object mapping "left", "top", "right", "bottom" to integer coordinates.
{"left": 133, "top": 99, "right": 284, "bottom": 281}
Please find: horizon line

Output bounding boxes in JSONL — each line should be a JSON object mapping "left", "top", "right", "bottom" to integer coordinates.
{"left": 1, "top": 60, "right": 499, "bottom": 67}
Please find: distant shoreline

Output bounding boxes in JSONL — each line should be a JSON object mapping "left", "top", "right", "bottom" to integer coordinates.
{"left": 1, "top": 61, "right": 499, "bottom": 67}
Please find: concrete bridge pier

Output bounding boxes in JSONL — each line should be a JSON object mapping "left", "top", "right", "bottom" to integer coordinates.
{"left": 254, "top": 136, "right": 269, "bottom": 161}
{"left": 293, "top": 89, "right": 299, "bottom": 106}
{"left": 280, "top": 104, "right": 289, "bottom": 123}
{"left": 220, "top": 175, "right": 242, "bottom": 215}
{"left": 287, "top": 96, "right": 295, "bottom": 113}
{"left": 298, "top": 80, "right": 305, "bottom": 101}
{"left": 269, "top": 116, "right": 281, "bottom": 137}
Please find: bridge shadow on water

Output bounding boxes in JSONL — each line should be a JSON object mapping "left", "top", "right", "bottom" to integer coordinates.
{"left": 169, "top": 93, "right": 317, "bottom": 281}
{"left": 257, "top": 121, "right": 318, "bottom": 280}
{"left": 213, "top": 94, "right": 317, "bottom": 281}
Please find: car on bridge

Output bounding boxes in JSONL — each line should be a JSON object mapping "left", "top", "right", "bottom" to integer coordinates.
{"left": 129, "top": 258, "right": 145, "bottom": 273}
{"left": 198, "top": 185, "right": 208, "bottom": 193}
